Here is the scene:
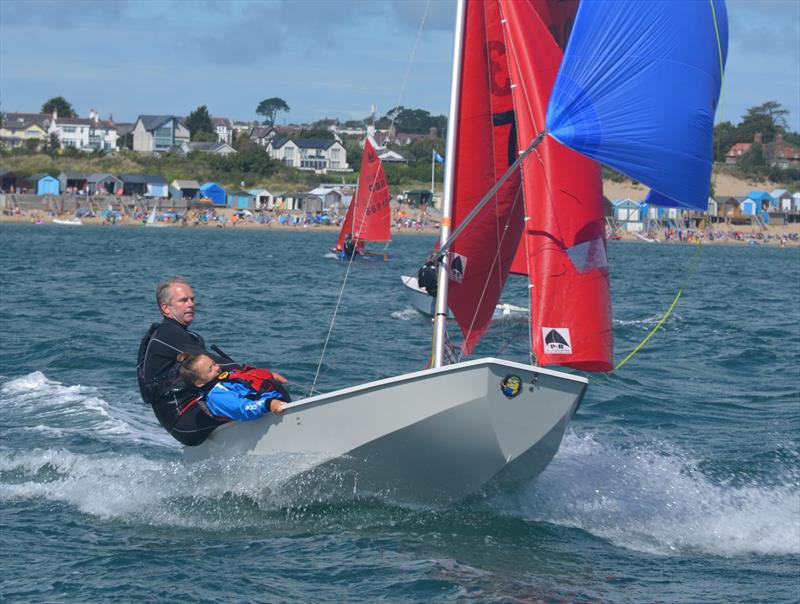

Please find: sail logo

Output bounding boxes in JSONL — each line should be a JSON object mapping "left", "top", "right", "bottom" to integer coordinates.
{"left": 542, "top": 327, "right": 572, "bottom": 354}
{"left": 449, "top": 253, "right": 467, "bottom": 283}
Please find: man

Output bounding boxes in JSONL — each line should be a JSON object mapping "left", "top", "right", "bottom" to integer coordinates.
{"left": 137, "top": 277, "right": 286, "bottom": 446}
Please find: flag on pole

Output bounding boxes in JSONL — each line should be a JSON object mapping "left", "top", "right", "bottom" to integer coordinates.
{"left": 432, "top": 149, "right": 445, "bottom": 164}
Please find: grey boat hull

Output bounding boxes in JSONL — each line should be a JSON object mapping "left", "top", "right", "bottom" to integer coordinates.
{"left": 185, "top": 358, "right": 587, "bottom": 504}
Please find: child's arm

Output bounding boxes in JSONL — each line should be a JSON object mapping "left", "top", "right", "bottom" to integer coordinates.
{"left": 205, "top": 383, "right": 285, "bottom": 421}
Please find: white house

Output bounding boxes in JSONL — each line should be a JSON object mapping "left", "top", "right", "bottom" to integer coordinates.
{"left": 49, "top": 113, "right": 92, "bottom": 150}
{"left": 211, "top": 117, "right": 233, "bottom": 145}
{"left": 267, "top": 137, "right": 349, "bottom": 172}
{"left": 132, "top": 115, "right": 190, "bottom": 153}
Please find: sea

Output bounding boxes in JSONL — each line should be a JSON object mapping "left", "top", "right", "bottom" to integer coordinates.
{"left": 1, "top": 223, "right": 798, "bottom": 603}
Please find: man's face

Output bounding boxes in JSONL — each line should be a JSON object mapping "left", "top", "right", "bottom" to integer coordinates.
{"left": 161, "top": 283, "right": 195, "bottom": 326}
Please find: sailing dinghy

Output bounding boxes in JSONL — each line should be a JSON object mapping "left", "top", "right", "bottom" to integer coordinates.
{"left": 330, "top": 138, "right": 391, "bottom": 261}
{"left": 145, "top": 203, "right": 168, "bottom": 228}
{"left": 400, "top": 275, "right": 527, "bottom": 321}
{"left": 187, "top": 0, "right": 727, "bottom": 505}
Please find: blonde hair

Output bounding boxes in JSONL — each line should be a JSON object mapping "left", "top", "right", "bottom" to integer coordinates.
{"left": 177, "top": 352, "right": 212, "bottom": 386}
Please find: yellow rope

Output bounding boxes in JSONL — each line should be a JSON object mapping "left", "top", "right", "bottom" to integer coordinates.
{"left": 613, "top": 242, "right": 702, "bottom": 371}
{"left": 613, "top": 3, "right": 725, "bottom": 373}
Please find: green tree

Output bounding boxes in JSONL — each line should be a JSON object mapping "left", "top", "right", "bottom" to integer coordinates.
{"left": 713, "top": 120, "right": 739, "bottom": 162}
{"left": 185, "top": 105, "right": 215, "bottom": 141}
{"left": 297, "top": 127, "right": 334, "bottom": 139}
{"left": 256, "top": 97, "right": 290, "bottom": 126}
{"left": 737, "top": 101, "right": 790, "bottom": 144}
{"left": 41, "top": 96, "right": 77, "bottom": 117}
{"left": 45, "top": 132, "right": 60, "bottom": 157}
{"left": 382, "top": 106, "right": 447, "bottom": 135}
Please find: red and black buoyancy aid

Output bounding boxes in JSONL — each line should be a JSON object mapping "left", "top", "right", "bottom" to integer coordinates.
{"left": 216, "top": 366, "right": 291, "bottom": 401}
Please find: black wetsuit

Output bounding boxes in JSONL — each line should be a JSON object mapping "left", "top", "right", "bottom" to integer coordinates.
{"left": 138, "top": 317, "right": 236, "bottom": 446}
{"left": 417, "top": 261, "right": 438, "bottom": 296}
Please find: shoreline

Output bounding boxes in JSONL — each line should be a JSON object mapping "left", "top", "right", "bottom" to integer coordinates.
{"left": 1, "top": 213, "right": 798, "bottom": 247}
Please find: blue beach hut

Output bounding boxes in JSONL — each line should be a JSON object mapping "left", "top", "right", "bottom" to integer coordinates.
{"left": 31, "top": 174, "right": 60, "bottom": 196}
{"left": 739, "top": 197, "right": 757, "bottom": 216}
{"left": 199, "top": 182, "right": 226, "bottom": 205}
{"left": 747, "top": 191, "right": 774, "bottom": 212}
{"left": 228, "top": 190, "right": 255, "bottom": 210}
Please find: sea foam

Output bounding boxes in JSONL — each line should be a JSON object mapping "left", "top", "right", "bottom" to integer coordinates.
{"left": 492, "top": 431, "right": 800, "bottom": 558}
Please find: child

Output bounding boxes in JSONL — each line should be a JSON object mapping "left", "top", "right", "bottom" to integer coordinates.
{"left": 177, "top": 352, "right": 289, "bottom": 421}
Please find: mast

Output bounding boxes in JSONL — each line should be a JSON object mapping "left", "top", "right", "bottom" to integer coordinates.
{"left": 432, "top": 0, "right": 466, "bottom": 368}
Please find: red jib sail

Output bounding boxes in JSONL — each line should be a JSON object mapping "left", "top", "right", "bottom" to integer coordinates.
{"left": 501, "top": 0, "right": 613, "bottom": 371}
{"left": 447, "top": 0, "right": 525, "bottom": 354}
{"left": 335, "top": 138, "right": 391, "bottom": 250}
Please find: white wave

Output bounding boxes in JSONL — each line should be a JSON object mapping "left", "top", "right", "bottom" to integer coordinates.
{"left": 0, "top": 372, "right": 165, "bottom": 446}
{"left": 614, "top": 313, "right": 682, "bottom": 327}
{"left": 0, "top": 447, "right": 346, "bottom": 526}
{"left": 391, "top": 307, "right": 423, "bottom": 321}
{"left": 490, "top": 431, "right": 800, "bottom": 558}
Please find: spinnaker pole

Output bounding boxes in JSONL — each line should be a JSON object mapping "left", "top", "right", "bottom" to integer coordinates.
{"left": 432, "top": 0, "right": 467, "bottom": 368}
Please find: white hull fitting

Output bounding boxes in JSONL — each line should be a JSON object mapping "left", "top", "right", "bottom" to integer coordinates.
{"left": 186, "top": 358, "right": 587, "bottom": 504}
{"left": 401, "top": 275, "right": 528, "bottom": 321}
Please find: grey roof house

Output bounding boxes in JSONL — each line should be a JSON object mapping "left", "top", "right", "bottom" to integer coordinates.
{"left": 132, "top": 115, "right": 190, "bottom": 153}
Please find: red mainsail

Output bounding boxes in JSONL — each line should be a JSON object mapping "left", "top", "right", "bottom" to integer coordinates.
{"left": 501, "top": 0, "right": 613, "bottom": 371}
{"left": 335, "top": 138, "right": 391, "bottom": 250}
{"left": 447, "top": 0, "right": 525, "bottom": 354}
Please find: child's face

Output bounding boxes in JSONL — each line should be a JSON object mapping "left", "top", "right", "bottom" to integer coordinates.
{"left": 193, "top": 355, "right": 220, "bottom": 386}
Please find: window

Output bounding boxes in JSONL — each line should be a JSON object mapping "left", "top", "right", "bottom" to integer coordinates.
{"left": 63, "top": 126, "right": 76, "bottom": 133}
{"left": 154, "top": 125, "right": 173, "bottom": 150}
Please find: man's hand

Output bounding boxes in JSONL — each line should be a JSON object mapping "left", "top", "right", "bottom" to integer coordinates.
{"left": 271, "top": 371, "right": 288, "bottom": 384}
{"left": 269, "top": 399, "right": 287, "bottom": 414}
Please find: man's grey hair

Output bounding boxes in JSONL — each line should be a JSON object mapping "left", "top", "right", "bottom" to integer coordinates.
{"left": 156, "top": 276, "right": 191, "bottom": 308}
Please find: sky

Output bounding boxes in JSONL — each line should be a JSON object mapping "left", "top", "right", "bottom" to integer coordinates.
{"left": 1, "top": 0, "right": 798, "bottom": 132}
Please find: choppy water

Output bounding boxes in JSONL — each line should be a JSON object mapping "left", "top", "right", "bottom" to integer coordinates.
{"left": 1, "top": 224, "right": 798, "bottom": 603}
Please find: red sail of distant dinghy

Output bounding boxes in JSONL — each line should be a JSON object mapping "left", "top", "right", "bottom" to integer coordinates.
{"left": 501, "top": 0, "right": 612, "bottom": 371}
{"left": 446, "top": 0, "right": 525, "bottom": 354}
{"left": 335, "top": 138, "right": 391, "bottom": 251}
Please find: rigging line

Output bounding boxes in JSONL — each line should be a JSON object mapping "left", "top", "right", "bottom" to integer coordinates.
{"left": 435, "top": 129, "right": 547, "bottom": 258}
{"left": 613, "top": 242, "right": 702, "bottom": 372}
{"left": 612, "top": 3, "right": 723, "bottom": 374}
{"left": 311, "top": 227, "right": 361, "bottom": 396}
{"left": 497, "top": 7, "right": 539, "bottom": 365}
{"left": 313, "top": 6, "right": 430, "bottom": 393}
{"left": 454, "top": 183, "right": 526, "bottom": 363}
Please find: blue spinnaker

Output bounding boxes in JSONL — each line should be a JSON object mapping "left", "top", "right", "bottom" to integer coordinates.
{"left": 546, "top": 0, "right": 728, "bottom": 210}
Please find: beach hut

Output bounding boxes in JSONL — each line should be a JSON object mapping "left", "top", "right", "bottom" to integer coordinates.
{"left": 300, "top": 194, "right": 323, "bottom": 213}
{"left": 611, "top": 198, "right": 643, "bottom": 232}
{"left": 309, "top": 186, "right": 347, "bottom": 212}
{"left": 144, "top": 175, "right": 168, "bottom": 198}
{"left": 706, "top": 197, "right": 718, "bottom": 217}
{"left": 170, "top": 179, "right": 200, "bottom": 202}
{"left": 793, "top": 192, "right": 800, "bottom": 212}
{"left": 227, "top": 190, "right": 256, "bottom": 210}
{"left": 87, "top": 173, "right": 123, "bottom": 196}
{"left": 0, "top": 170, "right": 23, "bottom": 192}
{"left": 739, "top": 196, "right": 757, "bottom": 216}
{"left": 747, "top": 191, "right": 774, "bottom": 212}
{"left": 770, "top": 189, "right": 793, "bottom": 212}
{"left": 119, "top": 174, "right": 149, "bottom": 197}
{"left": 199, "top": 182, "right": 226, "bottom": 205}
{"left": 248, "top": 188, "right": 274, "bottom": 210}
{"left": 58, "top": 171, "right": 87, "bottom": 194}
{"left": 30, "top": 174, "right": 60, "bottom": 196}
